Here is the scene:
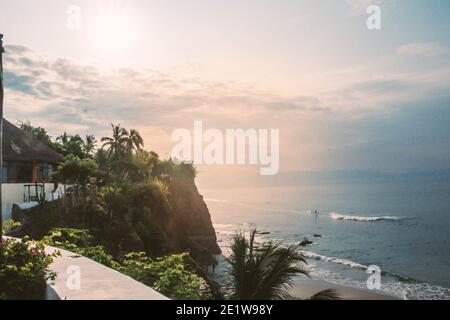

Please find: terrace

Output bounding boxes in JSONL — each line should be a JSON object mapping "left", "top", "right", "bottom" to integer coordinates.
{"left": 45, "top": 243, "right": 168, "bottom": 300}
{"left": 2, "top": 236, "right": 169, "bottom": 300}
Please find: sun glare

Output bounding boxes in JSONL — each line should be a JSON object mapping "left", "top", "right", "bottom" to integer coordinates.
{"left": 90, "top": 9, "right": 138, "bottom": 61}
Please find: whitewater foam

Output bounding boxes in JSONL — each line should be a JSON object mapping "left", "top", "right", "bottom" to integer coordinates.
{"left": 330, "top": 212, "right": 403, "bottom": 222}
{"left": 300, "top": 250, "right": 368, "bottom": 270}
{"left": 309, "top": 266, "right": 450, "bottom": 300}
{"left": 214, "top": 223, "right": 450, "bottom": 300}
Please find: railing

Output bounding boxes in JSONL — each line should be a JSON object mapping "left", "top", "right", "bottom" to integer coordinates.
{"left": 1, "top": 183, "right": 65, "bottom": 221}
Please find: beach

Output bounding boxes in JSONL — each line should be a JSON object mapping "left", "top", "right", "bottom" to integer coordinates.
{"left": 210, "top": 254, "right": 398, "bottom": 300}
{"left": 290, "top": 278, "right": 398, "bottom": 300}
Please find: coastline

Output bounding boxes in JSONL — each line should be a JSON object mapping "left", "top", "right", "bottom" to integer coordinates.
{"left": 210, "top": 254, "right": 399, "bottom": 300}
{"left": 289, "top": 278, "right": 399, "bottom": 300}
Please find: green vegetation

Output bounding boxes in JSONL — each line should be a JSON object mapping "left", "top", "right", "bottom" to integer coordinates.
{"left": 0, "top": 236, "right": 59, "bottom": 300}
{"left": 21, "top": 122, "right": 199, "bottom": 257}
{"left": 1, "top": 220, "right": 21, "bottom": 235}
{"left": 225, "top": 229, "right": 308, "bottom": 300}
{"left": 308, "top": 288, "right": 341, "bottom": 300}
{"left": 41, "top": 228, "right": 118, "bottom": 268}
{"left": 42, "top": 228, "right": 204, "bottom": 300}
{"left": 118, "top": 252, "right": 203, "bottom": 300}
{"left": 225, "top": 229, "right": 340, "bottom": 300}
{"left": 20, "top": 121, "right": 96, "bottom": 159}
{"left": 52, "top": 155, "right": 99, "bottom": 187}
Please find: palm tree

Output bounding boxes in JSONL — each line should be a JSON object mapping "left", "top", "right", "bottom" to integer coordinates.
{"left": 226, "top": 229, "right": 308, "bottom": 300}
{"left": 56, "top": 132, "right": 70, "bottom": 145}
{"left": 69, "top": 134, "right": 84, "bottom": 145}
{"left": 125, "top": 129, "right": 144, "bottom": 153}
{"left": 101, "top": 124, "right": 128, "bottom": 159}
{"left": 84, "top": 134, "right": 97, "bottom": 155}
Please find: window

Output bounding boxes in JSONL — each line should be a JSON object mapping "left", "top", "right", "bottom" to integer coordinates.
{"left": 37, "top": 163, "right": 53, "bottom": 182}
{"left": 3, "top": 162, "right": 33, "bottom": 183}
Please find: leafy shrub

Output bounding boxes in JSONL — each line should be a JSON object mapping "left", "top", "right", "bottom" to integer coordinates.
{"left": 1, "top": 220, "right": 21, "bottom": 235}
{"left": 76, "top": 246, "right": 118, "bottom": 269}
{"left": 42, "top": 228, "right": 92, "bottom": 248}
{"left": 53, "top": 154, "right": 99, "bottom": 186}
{"left": 118, "top": 252, "right": 203, "bottom": 300}
{"left": 0, "top": 237, "right": 59, "bottom": 300}
{"left": 42, "top": 228, "right": 117, "bottom": 268}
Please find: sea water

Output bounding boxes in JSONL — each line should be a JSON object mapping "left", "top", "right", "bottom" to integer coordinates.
{"left": 200, "top": 178, "right": 450, "bottom": 300}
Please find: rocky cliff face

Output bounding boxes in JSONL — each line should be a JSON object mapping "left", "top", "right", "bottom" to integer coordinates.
{"left": 168, "top": 176, "right": 221, "bottom": 255}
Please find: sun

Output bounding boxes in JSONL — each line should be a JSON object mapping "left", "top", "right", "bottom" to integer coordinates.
{"left": 90, "top": 8, "right": 138, "bottom": 61}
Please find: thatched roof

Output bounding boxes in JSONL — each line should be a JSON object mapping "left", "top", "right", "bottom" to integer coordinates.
{"left": 2, "top": 119, "right": 64, "bottom": 163}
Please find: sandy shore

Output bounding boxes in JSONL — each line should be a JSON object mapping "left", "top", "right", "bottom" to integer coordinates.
{"left": 290, "top": 278, "right": 399, "bottom": 300}
{"left": 211, "top": 255, "right": 399, "bottom": 300}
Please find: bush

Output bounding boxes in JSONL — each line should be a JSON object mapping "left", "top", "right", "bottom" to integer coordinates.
{"left": 76, "top": 246, "right": 118, "bottom": 269}
{"left": 53, "top": 154, "right": 99, "bottom": 186}
{"left": 42, "top": 228, "right": 92, "bottom": 249}
{"left": 42, "top": 228, "right": 117, "bottom": 268}
{"left": 0, "top": 237, "right": 59, "bottom": 300}
{"left": 1, "top": 220, "right": 21, "bottom": 235}
{"left": 118, "top": 252, "right": 203, "bottom": 300}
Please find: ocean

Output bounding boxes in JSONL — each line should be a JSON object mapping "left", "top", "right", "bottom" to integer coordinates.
{"left": 200, "top": 178, "right": 450, "bottom": 300}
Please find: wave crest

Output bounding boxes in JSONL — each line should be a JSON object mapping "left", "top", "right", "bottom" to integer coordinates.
{"left": 330, "top": 212, "right": 403, "bottom": 222}
{"left": 300, "top": 250, "right": 368, "bottom": 270}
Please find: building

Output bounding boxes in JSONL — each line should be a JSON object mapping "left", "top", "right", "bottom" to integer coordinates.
{"left": 1, "top": 119, "right": 65, "bottom": 220}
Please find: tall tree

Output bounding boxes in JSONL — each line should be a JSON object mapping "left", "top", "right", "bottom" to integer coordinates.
{"left": 56, "top": 133, "right": 87, "bottom": 159}
{"left": 56, "top": 132, "right": 70, "bottom": 145}
{"left": 126, "top": 129, "right": 144, "bottom": 153}
{"left": 101, "top": 124, "right": 128, "bottom": 159}
{"left": 84, "top": 134, "right": 97, "bottom": 155}
{"left": 20, "top": 121, "right": 54, "bottom": 148}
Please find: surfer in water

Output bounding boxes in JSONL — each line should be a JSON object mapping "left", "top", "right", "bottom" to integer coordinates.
{"left": 313, "top": 210, "right": 319, "bottom": 222}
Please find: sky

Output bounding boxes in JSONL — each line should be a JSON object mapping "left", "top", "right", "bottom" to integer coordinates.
{"left": 0, "top": 0, "right": 449, "bottom": 184}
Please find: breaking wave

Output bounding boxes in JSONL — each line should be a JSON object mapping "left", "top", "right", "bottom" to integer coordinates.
{"left": 300, "top": 250, "right": 368, "bottom": 270}
{"left": 300, "top": 250, "right": 450, "bottom": 299}
{"left": 330, "top": 212, "right": 404, "bottom": 222}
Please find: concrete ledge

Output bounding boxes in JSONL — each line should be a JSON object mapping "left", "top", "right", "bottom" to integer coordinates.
{"left": 44, "top": 245, "right": 169, "bottom": 300}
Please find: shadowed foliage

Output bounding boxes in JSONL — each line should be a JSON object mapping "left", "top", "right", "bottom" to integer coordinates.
{"left": 226, "top": 229, "right": 308, "bottom": 300}
{"left": 309, "top": 288, "right": 341, "bottom": 300}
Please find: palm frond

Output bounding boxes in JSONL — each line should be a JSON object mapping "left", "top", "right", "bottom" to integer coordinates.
{"left": 309, "top": 288, "right": 341, "bottom": 300}
{"left": 226, "top": 229, "right": 309, "bottom": 300}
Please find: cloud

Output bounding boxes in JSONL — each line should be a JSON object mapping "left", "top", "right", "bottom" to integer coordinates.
{"left": 3, "top": 71, "right": 37, "bottom": 96}
{"left": 2, "top": 44, "right": 338, "bottom": 154}
{"left": 3, "top": 45, "right": 329, "bottom": 121}
{"left": 4, "top": 45, "right": 31, "bottom": 54}
{"left": 1, "top": 44, "right": 449, "bottom": 173}
{"left": 397, "top": 42, "right": 449, "bottom": 57}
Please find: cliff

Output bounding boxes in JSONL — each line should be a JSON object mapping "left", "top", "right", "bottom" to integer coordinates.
{"left": 168, "top": 176, "right": 221, "bottom": 255}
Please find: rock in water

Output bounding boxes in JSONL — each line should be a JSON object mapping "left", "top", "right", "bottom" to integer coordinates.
{"left": 300, "top": 238, "right": 313, "bottom": 246}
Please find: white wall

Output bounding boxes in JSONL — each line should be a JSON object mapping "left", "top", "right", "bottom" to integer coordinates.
{"left": 1, "top": 183, "right": 65, "bottom": 221}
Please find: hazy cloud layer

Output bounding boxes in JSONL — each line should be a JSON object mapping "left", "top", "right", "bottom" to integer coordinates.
{"left": 3, "top": 44, "right": 450, "bottom": 173}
